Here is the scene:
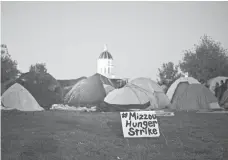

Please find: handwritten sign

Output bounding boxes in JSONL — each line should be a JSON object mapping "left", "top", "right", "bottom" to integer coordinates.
{"left": 120, "top": 111, "right": 160, "bottom": 138}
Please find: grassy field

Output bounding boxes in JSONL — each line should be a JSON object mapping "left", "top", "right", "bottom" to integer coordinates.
{"left": 1, "top": 110, "right": 228, "bottom": 160}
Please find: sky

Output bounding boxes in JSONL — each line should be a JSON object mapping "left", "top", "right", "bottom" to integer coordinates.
{"left": 1, "top": 1, "right": 228, "bottom": 80}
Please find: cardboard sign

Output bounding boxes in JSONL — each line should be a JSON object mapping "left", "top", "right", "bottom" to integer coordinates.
{"left": 120, "top": 111, "right": 160, "bottom": 138}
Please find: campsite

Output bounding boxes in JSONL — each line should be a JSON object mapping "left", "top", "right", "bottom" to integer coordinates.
{"left": 1, "top": 1, "right": 228, "bottom": 160}
{"left": 1, "top": 73, "right": 228, "bottom": 159}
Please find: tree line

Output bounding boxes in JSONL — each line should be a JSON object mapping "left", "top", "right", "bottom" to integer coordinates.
{"left": 1, "top": 34, "right": 228, "bottom": 90}
{"left": 157, "top": 35, "right": 228, "bottom": 92}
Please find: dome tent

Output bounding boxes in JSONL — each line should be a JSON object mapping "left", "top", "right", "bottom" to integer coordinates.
{"left": 95, "top": 73, "right": 125, "bottom": 89}
{"left": 1, "top": 83, "right": 44, "bottom": 111}
{"left": 129, "top": 77, "right": 170, "bottom": 109}
{"left": 129, "top": 77, "right": 163, "bottom": 92}
{"left": 166, "top": 77, "right": 200, "bottom": 102}
{"left": 103, "top": 84, "right": 115, "bottom": 95}
{"left": 170, "top": 83, "right": 221, "bottom": 111}
{"left": 58, "top": 76, "right": 87, "bottom": 88}
{"left": 161, "top": 85, "right": 168, "bottom": 93}
{"left": 61, "top": 77, "right": 87, "bottom": 97}
{"left": 104, "top": 83, "right": 158, "bottom": 110}
{"left": 64, "top": 74, "right": 106, "bottom": 106}
{"left": 16, "top": 72, "right": 63, "bottom": 109}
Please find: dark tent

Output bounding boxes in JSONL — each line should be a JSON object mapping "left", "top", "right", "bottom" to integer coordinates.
{"left": 59, "top": 77, "right": 87, "bottom": 97}
{"left": 62, "top": 85, "right": 74, "bottom": 97}
{"left": 94, "top": 73, "right": 126, "bottom": 89}
{"left": 103, "top": 84, "right": 115, "bottom": 95}
{"left": 16, "top": 72, "right": 63, "bottom": 109}
{"left": 64, "top": 74, "right": 106, "bottom": 106}
{"left": 58, "top": 76, "right": 87, "bottom": 88}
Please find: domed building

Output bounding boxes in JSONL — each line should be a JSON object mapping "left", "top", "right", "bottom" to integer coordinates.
{"left": 97, "top": 44, "right": 115, "bottom": 78}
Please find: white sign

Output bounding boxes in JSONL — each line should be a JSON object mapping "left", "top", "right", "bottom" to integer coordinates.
{"left": 120, "top": 111, "right": 160, "bottom": 138}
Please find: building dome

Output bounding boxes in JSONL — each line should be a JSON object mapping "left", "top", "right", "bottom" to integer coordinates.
{"left": 97, "top": 44, "right": 115, "bottom": 78}
{"left": 98, "top": 44, "right": 113, "bottom": 60}
{"left": 99, "top": 51, "right": 113, "bottom": 59}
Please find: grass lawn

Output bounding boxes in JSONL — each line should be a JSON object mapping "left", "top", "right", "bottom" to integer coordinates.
{"left": 1, "top": 110, "right": 228, "bottom": 160}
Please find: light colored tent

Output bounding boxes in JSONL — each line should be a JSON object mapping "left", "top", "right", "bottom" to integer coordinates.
{"left": 0, "top": 105, "right": 14, "bottom": 110}
{"left": 104, "top": 83, "right": 158, "bottom": 109}
{"left": 207, "top": 76, "right": 228, "bottom": 94}
{"left": 64, "top": 74, "right": 106, "bottom": 106}
{"left": 103, "top": 84, "right": 115, "bottom": 95}
{"left": 220, "top": 90, "right": 228, "bottom": 108}
{"left": 1, "top": 83, "right": 44, "bottom": 111}
{"left": 166, "top": 77, "right": 200, "bottom": 101}
{"left": 129, "top": 77, "right": 163, "bottom": 92}
{"left": 129, "top": 77, "right": 170, "bottom": 108}
{"left": 171, "top": 83, "right": 221, "bottom": 111}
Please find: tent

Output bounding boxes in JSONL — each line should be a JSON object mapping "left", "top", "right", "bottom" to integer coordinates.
{"left": 220, "top": 90, "right": 228, "bottom": 109}
{"left": 207, "top": 76, "right": 228, "bottom": 94}
{"left": 16, "top": 72, "right": 63, "bottom": 109}
{"left": 103, "top": 84, "right": 115, "bottom": 95}
{"left": 62, "top": 85, "right": 74, "bottom": 97}
{"left": 170, "top": 83, "right": 221, "bottom": 111}
{"left": 58, "top": 76, "right": 87, "bottom": 88}
{"left": 129, "top": 77, "right": 170, "bottom": 108}
{"left": 161, "top": 85, "right": 168, "bottom": 93}
{"left": 166, "top": 77, "right": 200, "bottom": 101}
{"left": 62, "top": 78, "right": 86, "bottom": 97}
{"left": 129, "top": 77, "right": 163, "bottom": 92}
{"left": 104, "top": 83, "right": 158, "bottom": 110}
{"left": 1, "top": 83, "right": 44, "bottom": 111}
{"left": 64, "top": 74, "right": 106, "bottom": 106}
{"left": 95, "top": 73, "right": 126, "bottom": 89}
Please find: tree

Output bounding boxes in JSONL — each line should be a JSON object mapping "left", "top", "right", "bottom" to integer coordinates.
{"left": 1, "top": 44, "right": 21, "bottom": 83}
{"left": 179, "top": 35, "right": 228, "bottom": 83}
{"left": 157, "top": 62, "right": 183, "bottom": 91}
{"left": 17, "top": 72, "right": 63, "bottom": 110}
{"left": 29, "top": 63, "right": 47, "bottom": 74}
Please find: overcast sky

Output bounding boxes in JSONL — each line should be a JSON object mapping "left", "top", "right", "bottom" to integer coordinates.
{"left": 1, "top": 1, "right": 228, "bottom": 80}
